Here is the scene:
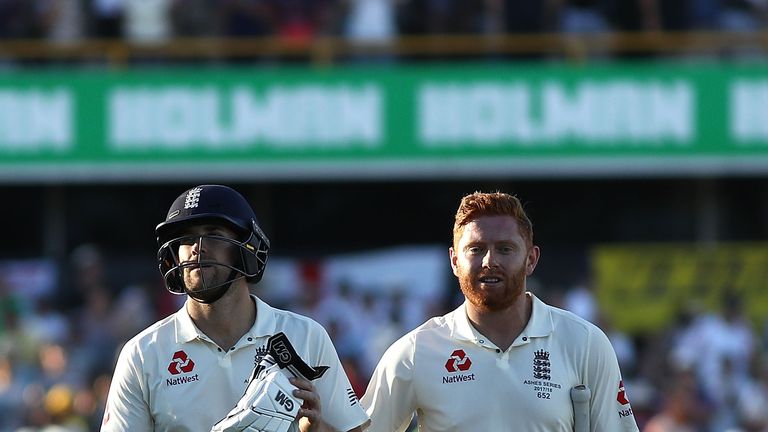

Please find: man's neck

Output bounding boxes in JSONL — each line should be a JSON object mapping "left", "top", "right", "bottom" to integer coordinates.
{"left": 465, "top": 293, "right": 532, "bottom": 352}
{"left": 187, "top": 285, "right": 256, "bottom": 351}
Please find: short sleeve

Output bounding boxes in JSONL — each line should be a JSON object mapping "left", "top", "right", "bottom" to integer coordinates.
{"left": 101, "top": 341, "right": 153, "bottom": 432}
{"left": 360, "top": 333, "right": 417, "bottom": 432}
{"left": 585, "top": 328, "right": 639, "bottom": 432}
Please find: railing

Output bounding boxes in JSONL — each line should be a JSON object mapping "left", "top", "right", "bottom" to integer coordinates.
{"left": 1, "top": 31, "right": 768, "bottom": 67}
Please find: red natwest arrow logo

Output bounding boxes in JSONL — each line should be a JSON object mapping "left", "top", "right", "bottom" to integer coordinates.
{"left": 617, "top": 380, "right": 630, "bottom": 405}
{"left": 445, "top": 349, "right": 472, "bottom": 373}
{"left": 168, "top": 350, "right": 195, "bottom": 375}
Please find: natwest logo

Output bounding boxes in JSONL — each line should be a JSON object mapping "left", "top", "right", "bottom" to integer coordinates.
{"left": 445, "top": 349, "right": 472, "bottom": 373}
{"left": 617, "top": 380, "right": 630, "bottom": 405}
{"left": 168, "top": 350, "right": 195, "bottom": 375}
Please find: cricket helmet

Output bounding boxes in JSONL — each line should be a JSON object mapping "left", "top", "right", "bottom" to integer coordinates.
{"left": 156, "top": 185, "right": 270, "bottom": 302}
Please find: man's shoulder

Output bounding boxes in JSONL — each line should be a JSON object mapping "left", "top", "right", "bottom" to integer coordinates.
{"left": 268, "top": 303, "right": 329, "bottom": 335}
{"left": 540, "top": 300, "right": 610, "bottom": 343}
{"left": 122, "top": 313, "right": 179, "bottom": 351}
{"left": 397, "top": 311, "right": 455, "bottom": 344}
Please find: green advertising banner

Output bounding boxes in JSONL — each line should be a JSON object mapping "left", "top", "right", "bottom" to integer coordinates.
{"left": 1, "top": 63, "right": 768, "bottom": 181}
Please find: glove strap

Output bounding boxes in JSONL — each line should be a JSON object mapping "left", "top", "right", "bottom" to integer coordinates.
{"left": 266, "top": 332, "right": 329, "bottom": 381}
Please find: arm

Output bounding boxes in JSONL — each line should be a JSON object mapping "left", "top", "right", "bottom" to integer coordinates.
{"left": 289, "top": 375, "right": 364, "bottom": 432}
{"left": 101, "top": 342, "right": 153, "bottom": 432}
{"left": 294, "top": 328, "right": 369, "bottom": 432}
{"left": 359, "top": 334, "right": 417, "bottom": 432}
{"left": 293, "top": 376, "right": 331, "bottom": 432}
{"left": 585, "top": 328, "right": 639, "bottom": 432}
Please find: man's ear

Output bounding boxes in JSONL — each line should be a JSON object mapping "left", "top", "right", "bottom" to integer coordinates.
{"left": 526, "top": 245, "right": 540, "bottom": 276}
{"left": 449, "top": 247, "right": 460, "bottom": 277}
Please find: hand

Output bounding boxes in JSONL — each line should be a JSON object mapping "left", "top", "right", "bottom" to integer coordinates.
{"left": 211, "top": 355, "right": 302, "bottom": 432}
{"left": 291, "top": 376, "right": 331, "bottom": 432}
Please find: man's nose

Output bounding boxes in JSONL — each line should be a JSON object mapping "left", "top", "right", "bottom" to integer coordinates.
{"left": 482, "top": 250, "right": 498, "bottom": 267}
{"left": 190, "top": 236, "right": 204, "bottom": 254}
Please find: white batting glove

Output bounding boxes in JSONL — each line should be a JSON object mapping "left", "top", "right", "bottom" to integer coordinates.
{"left": 211, "top": 355, "right": 302, "bottom": 432}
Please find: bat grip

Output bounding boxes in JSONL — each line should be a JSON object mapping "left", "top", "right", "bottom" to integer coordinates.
{"left": 571, "top": 384, "right": 591, "bottom": 432}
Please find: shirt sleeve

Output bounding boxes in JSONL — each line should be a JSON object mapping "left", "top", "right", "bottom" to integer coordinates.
{"left": 100, "top": 340, "right": 153, "bottom": 432}
{"left": 585, "top": 327, "right": 639, "bottom": 432}
{"left": 360, "top": 333, "right": 417, "bottom": 432}
{"left": 310, "top": 325, "right": 370, "bottom": 432}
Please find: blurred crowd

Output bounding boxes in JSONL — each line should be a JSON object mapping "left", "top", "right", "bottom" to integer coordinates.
{"left": 2, "top": 243, "right": 768, "bottom": 432}
{"left": 0, "top": 0, "right": 766, "bottom": 46}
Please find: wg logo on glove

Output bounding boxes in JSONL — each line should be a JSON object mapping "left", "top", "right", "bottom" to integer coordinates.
{"left": 272, "top": 340, "right": 292, "bottom": 364}
{"left": 274, "top": 390, "right": 295, "bottom": 412}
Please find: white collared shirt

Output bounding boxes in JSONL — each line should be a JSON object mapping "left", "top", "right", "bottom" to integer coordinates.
{"left": 102, "top": 295, "right": 368, "bottom": 432}
{"left": 361, "top": 293, "right": 639, "bottom": 432}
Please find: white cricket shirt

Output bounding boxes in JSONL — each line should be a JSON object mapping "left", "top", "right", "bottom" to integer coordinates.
{"left": 361, "top": 293, "right": 639, "bottom": 432}
{"left": 102, "top": 295, "right": 368, "bottom": 432}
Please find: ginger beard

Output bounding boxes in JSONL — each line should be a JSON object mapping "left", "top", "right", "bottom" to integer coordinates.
{"left": 457, "top": 259, "right": 528, "bottom": 312}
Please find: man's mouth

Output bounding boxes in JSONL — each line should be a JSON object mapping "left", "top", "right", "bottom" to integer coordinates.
{"left": 479, "top": 276, "right": 502, "bottom": 283}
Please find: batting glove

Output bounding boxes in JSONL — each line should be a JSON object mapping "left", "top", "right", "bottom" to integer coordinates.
{"left": 211, "top": 355, "right": 302, "bottom": 432}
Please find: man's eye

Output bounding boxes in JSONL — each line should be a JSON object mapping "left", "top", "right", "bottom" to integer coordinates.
{"left": 468, "top": 247, "right": 482, "bottom": 254}
{"left": 179, "top": 238, "right": 197, "bottom": 246}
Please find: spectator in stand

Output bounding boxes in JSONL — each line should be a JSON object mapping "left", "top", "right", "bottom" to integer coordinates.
{"left": 0, "top": 0, "right": 41, "bottom": 39}
{"left": 422, "top": 0, "right": 486, "bottom": 34}
{"left": 735, "top": 354, "right": 768, "bottom": 431}
{"left": 601, "top": 0, "right": 662, "bottom": 58}
{"left": 604, "top": 0, "right": 661, "bottom": 32}
{"left": 24, "top": 296, "right": 70, "bottom": 347}
{"left": 122, "top": 0, "right": 174, "bottom": 43}
{"left": 87, "top": 0, "right": 123, "bottom": 38}
{"left": 70, "top": 281, "right": 117, "bottom": 380}
{"left": 0, "top": 277, "right": 23, "bottom": 336}
{"left": 170, "top": 0, "right": 219, "bottom": 37}
{"left": 40, "top": 383, "right": 89, "bottom": 432}
{"left": 483, "top": 0, "right": 559, "bottom": 59}
{"left": 110, "top": 283, "right": 155, "bottom": 344}
{"left": 551, "top": 0, "right": 612, "bottom": 38}
{"left": 271, "top": 0, "right": 335, "bottom": 43}
{"left": 35, "top": 342, "right": 84, "bottom": 391}
{"left": 336, "top": 0, "right": 398, "bottom": 62}
{"left": 391, "top": 0, "right": 427, "bottom": 35}
{"left": 0, "top": 355, "right": 27, "bottom": 431}
{"left": 59, "top": 244, "right": 112, "bottom": 315}
{"left": 720, "top": 0, "right": 768, "bottom": 31}
{"left": 219, "top": 0, "right": 274, "bottom": 38}
{"left": 36, "top": 0, "right": 86, "bottom": 44}
{"left": 671, "top": 292, "right": 756, "bottom": 427}
{"left": 498, "top": 0, "right": 558, "bottom": 33}
{"left": 643, "top": 368, "right": 709, "bottom": 432}
{"left": 690, "top": 0, "right": 721, "bottom": 28}
{"left": 718, "top": 0, "right": 768, "bottom": 58}
{"left": 217, "top": 0, "right": 274, "bottom": 62}
{"left": 562, "top": 278, "right": 598, "bottom": 323}
{"left": 597, "top": 313, "right": 638, "bottom": 379}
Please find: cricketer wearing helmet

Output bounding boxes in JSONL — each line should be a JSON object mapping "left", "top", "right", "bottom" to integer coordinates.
{"left": 102, "top": 185, "right": 368, "bottom": 432}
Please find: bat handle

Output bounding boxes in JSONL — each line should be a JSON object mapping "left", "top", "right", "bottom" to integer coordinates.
{"left": 571, "top": 384, "right": 591, "bottom": 432}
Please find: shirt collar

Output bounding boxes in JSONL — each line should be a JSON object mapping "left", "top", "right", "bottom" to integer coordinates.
{"left": 175, "top": 302, "right": 199, "bottom": 344}
{"left": 174, "top": 294, "right": 278, "bottom": 344}
{"left": 450, "top": 302, "right": 480, "bottom": 343}
{"left": 250, "top": 295, "right": 278, "bottom": 338}
{"left": 450, "top": 292, "right": 554, "bottom": 343}
{"left": 526, "top": 293, "right": 555, "bottom": 338}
